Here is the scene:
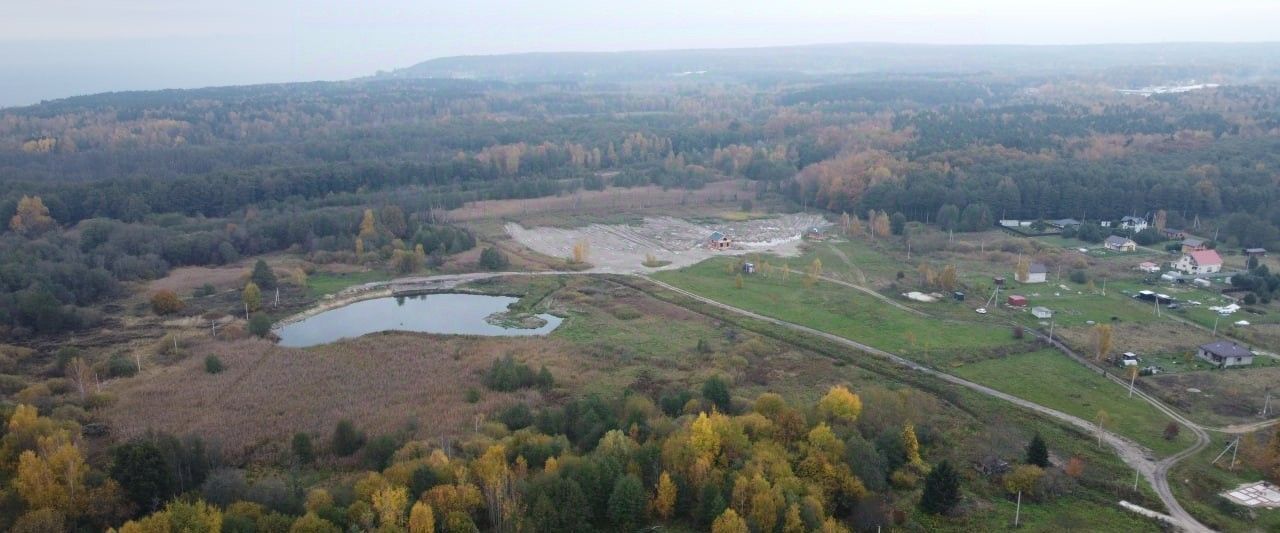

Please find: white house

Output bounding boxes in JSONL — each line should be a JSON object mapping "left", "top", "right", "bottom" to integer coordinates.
{"left": 1138, "top": 262, "right": 1161, "bottom": 273}
{"left": 1022, "top": 263, "right": 1048, "bottom": 283}
{"left": 1104, "top": 236, "right": 1137, "bottom": 252}
{"left": 1119, "top": 216, "right": 1148, "bottom": 232}
{"left": 1173, "top": 250, "right": 1223, "bottom": 275}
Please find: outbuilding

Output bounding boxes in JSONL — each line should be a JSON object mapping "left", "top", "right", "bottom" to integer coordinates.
{"left": 1021, "top": 263, "right": 1048, "bottom": 284}
{"left": 707, "top": 231, "right": 732, "bottom": 250}
{"left": 1031, "top": 306, "right": 1053, "bottom": 319}
{"left": 1007, "top": 295, "right": 1028, "bottom": 307}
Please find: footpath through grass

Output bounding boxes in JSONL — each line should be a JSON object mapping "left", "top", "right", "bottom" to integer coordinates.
{"left": 952, "top": 350, "right": 1190, "bottom": 457}
{"left": 654, "top": 258, "right": 1022, "bottom": 363}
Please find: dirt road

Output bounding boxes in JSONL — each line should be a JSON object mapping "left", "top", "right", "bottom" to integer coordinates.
{"left": 638, "top": 276, "right": 1211, "bottom": 532}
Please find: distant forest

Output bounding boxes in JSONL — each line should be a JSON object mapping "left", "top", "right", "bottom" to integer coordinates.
{"left": 3, "top": 63, "right": 1280, "bottom": 336}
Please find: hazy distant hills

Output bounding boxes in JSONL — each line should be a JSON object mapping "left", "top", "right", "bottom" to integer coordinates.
{"left": 382, "top": 42, "right": 1280, "bottom": 83}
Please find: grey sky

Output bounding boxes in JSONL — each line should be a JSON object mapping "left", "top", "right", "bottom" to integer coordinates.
{"left": 3, "top": 0, "right": 1279, "bottom": 106}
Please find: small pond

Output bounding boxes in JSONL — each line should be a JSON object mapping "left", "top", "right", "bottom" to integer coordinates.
{"left": 275, "top": 293, "right": 562, "bottom": 348}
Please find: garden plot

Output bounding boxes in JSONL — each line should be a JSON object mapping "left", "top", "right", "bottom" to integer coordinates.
{"left": 506, "top": 214, "right": 828, "bottom": 273}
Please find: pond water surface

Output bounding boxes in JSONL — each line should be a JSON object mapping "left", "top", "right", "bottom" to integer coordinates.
{"left": 275, "top": 293, "right": 562, "bottom": 348}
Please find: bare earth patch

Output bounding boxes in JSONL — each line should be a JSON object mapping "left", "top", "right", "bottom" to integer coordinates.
{"left": 506, "top": 214, "right": 829, "bottom": 274}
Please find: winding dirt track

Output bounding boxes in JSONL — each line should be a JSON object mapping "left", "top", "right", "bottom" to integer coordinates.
{"left": 325, "top": 270, "right": 1280, "bottom": 532}
{"left": 638, "top": 276, "right": 1212, "bottom": 533}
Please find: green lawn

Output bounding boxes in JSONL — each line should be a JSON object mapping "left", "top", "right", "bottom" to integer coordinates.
{"left": 654, "top": 257, "right": 1022, "bottom": 365}
{"left": 913, "top": 494, "right": 1163, "bottom": 532}
{"left": 307, "top": 270, "right": 394, "bottom": 297}
{"left": 952, "top": 350, "right": 1191, "bottom": 457}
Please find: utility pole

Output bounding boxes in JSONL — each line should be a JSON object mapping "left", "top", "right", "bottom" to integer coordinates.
{"left": 1213, "top": 316, "right": 1219, "bottom": 336}
{"left": 1048, "top": 318, "right": 1055, "bottom": 343}
{"left": 1014, "top": 491, "right": 1022, "bottom": 527}
{"left": 1133, "top": 469, "right": 1139, "bottom": 491}
{"left": 1262, "top": 389, "right": 1272, "bottom": 417}
{"left": 1128, "top": 368, "right": 1138, "bottom": 398}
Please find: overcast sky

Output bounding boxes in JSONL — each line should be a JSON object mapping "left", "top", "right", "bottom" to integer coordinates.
{"left": 3, "top": 0, "right": 1279, "bottom": 107}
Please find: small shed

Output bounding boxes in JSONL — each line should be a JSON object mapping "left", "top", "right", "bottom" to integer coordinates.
{"left": 742, "top": 262, "right": 756, "bottom": 274}
{"left": 707, "top": 231, "right": 732, "bottom": 250}
{"left": 1193, "top": 278, "right": 1212, "bottom": 288}
{"left": 1031, "top": 307, "right": 1053, "bottom": 319}
{"left": 953, "top": 291, "right": 966, "bottom": 302}
{"left": 1121, "top": 352, "right": 1139, "bottom": 367}
{"left": 1244, "top": 248, "right": 1268, "bottom": 258}
{"left": 993, "top": 276, "right": 1006, "bottom": 287}
{"left": 804, "top": 227, "right": 827, "bottom": 241}
{"left": 1138, "top": 261, "right": 1160, "bottom": 273}
{"left": 1007, "top": 295, "right": 1028, "bottom": 307}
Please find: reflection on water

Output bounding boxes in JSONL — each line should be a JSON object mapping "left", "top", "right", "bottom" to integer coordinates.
{"left": 275, "top": 293, "right": 562, "bottom": 348}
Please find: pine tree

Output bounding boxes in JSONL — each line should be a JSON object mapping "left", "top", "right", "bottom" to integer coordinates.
{"left": 919, "top": 460, "right": 960, "bottom": 515}
{"left": 251, "top": 259, "right": 277, "bottom": 290}
{"left": 607, "top": 474, "right": 646, "bottom": 531}
{"left": 1026, "top": 433, "right": 1049, "bottom": 467}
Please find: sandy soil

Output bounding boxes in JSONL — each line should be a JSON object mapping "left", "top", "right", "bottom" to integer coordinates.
{"left": 506, "top": 214, "right": 830, "bottom": 273}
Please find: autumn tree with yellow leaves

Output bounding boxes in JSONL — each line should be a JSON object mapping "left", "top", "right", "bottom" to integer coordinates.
{"left": 1093, "top": 323, "right": 1113, "bottom": 362}
{"left": 818, "top": 385, "right": 862, "bottom": 424}
{"left": 9, "top": 195, "right": 57, "bottom": 237}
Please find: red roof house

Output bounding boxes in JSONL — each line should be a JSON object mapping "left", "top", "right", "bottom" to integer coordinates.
{"left": 1174, "top": 250, "right": 1223, "bottom": 275}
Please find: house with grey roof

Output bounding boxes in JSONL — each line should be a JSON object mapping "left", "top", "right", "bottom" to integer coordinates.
{"left": 1196, "top": 341, "right": 1254, "bottom": 368}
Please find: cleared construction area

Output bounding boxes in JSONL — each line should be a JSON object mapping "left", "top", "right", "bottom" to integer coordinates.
{"left": 506, "top": 214, "right": 829, "bottom": 273}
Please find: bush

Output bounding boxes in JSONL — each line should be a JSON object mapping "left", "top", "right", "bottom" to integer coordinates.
{"left": 363, "top": 435, "right": 399, "bottom": 470}
{"left": 193, "top": 283, "right": 217, "bottom": 297}
{"left": 1068, "top": 270, "right": 1088, "bottom": 284}
{"left": 204, "top": 355, "right": 225, "bottom": 374}
{"left": 659, "top": 390, "right": 694, "bottom": 417}
{"left": 331, "top": 420, "right": 366, "bottom": 457}
{"left": 151, "top": 290, "right": 185, "bottom": 315}
{"left": 292, "top": 432, "right": 315, "bottom": 464}
{"left": 499, "top": 403, "right": 534, "bottom": 430}
{"left": 483, "top": 355, "right": 551, "bottom": 391}
{"left": 465, "top": 387, "right": 482, "bottom": 403}
{"left": 1244, "top": 293, "right": 1258, "bottom": 305}
{"left": 702, "top": 376, "right": 731, "bottom": 411}
{"left": 248, "top": 314, "right": 272, "bottom": 338}
{"left": 479, "top": 247, "right": 510, "bottom": 270}
{"left": 107, "top": 354, "right": 138, "bottom": 377}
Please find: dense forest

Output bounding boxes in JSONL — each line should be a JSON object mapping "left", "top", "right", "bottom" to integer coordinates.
{"left": 4, "top": 72, "right": 1280, "bottom": 340}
